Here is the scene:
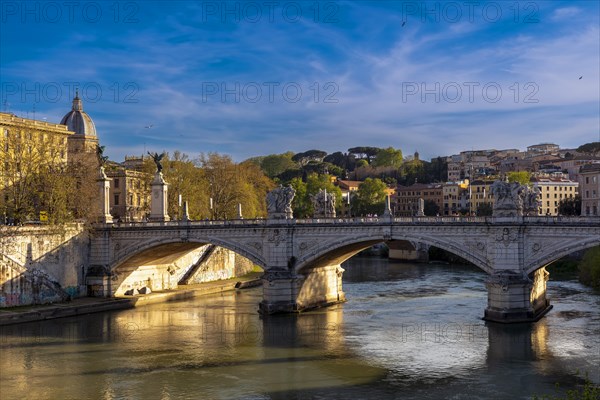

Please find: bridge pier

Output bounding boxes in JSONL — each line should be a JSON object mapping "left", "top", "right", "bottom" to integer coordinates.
{"left": 259, "top": 265, "right": 346, "bottom": 314}
{"left": 484, "top": 267, "right": 551, "bottom": 323}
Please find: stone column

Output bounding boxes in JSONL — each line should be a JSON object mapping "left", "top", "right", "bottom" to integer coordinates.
{"left": 416, "top": 198, "right": 425, "bottom": 216}
{"left": 259, "top": 265, "right": 346, "bottom": 314}
{"left": 149, "top": 172, "right": 170, "bottom": 222}
{"left": 484, "top": 268, "right": 551, "bottom": 323}
{"left": 182, "top": 201, "right": 190, "bottom": 222}
{"left": 382, "top": 194, "right": 392, "bottom": 219}
{"left": 96, "top": 167, "right": 113, "bottom": 224}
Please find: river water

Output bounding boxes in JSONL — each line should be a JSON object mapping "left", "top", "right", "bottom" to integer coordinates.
{"left": 1, "top": 258, "right": 598, "bottom": 400}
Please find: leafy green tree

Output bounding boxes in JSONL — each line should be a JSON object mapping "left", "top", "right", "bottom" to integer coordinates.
{"left": 292, "top": 173, "right": 342, "bottom": 217}
{"left": 323, "top": 152, "right": 349, "bottom": 169}
{"left": 289, "top": 177, "right": 309, "bottom": 218}
{"left": 356, "top": 159, "right": 369, "bottom": 168}
{"left": 424, "top": 199, "right": 440, "bottom": 216}
{"left": 354, "top": 178, "right": 387, "bottom": 215}
{"left": 507, "top": 171, "right": 531, "bottom": 185}
{"left": 260, "top": 152, "right": 297, "bottom": 178}
{"left": 291, "top": 150, "right": 327, "bottom": 166}
{"left": 576, "top": 141, "right": 600, "bottom": 156}
{"left": 400, "top": 159, "right": 427, "bottom": 185}
{"left": 348, "top": 147, "right": 381, "bottom": 164}
{"left": 476, "top": 202, "right": 494, "bottom": 216}
{"left": 579, "top": 246, "right": 600, "bottom": 289}
{"left": 426, "top": 156, "right": 448, "bottom": 183}
{"left": 558, "top": 195, "right": 581, "bottom": 216}
{"left": 372, "top": 147, "right": 403, "bottom": 168}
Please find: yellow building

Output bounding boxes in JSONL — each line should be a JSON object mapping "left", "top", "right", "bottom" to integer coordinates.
{"left": 469, "top": 179, "right": 495, "bottom": 215}
{"left": 442, "top": 180, "right": 469, "bottom": 215}
{"left": 532, "top": 176, "right": 579, "bottom": 216}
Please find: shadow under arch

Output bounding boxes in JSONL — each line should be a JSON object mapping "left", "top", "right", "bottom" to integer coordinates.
{"left": 295, "top": 235, "right": 492, "bottom": 275}
{"left": 526, "top": 238, "right": 600, "bottom": 275}
{"left": 110, "top": 237, "right": 267, "bottom": 273}
{"left": 103, "top": 237, "right": 267, "bottom": 297}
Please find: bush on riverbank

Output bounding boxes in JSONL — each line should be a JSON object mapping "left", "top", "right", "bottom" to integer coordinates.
{"left": 546, "top": 258, "right": 580, "bottom": 280}
{"left": 578, "top": 246, "right": 600, "bottom": 290}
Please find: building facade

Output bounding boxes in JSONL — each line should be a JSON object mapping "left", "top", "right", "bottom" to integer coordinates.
{"left": 579, "top": 164, "right": 600, "bottom": 216}
{"left": 394, "top": 183, "right": 443, "bottom": 216}
{"left": 442, "top": 181, "right": 469, "bottom": 215}
{"left": 531, "top": 175, "right": 579, "bottom": 216}
{"left": 0, "top": 112, "right": 75, "bottom": 222}
{"left": 106, "top": 167, "right": 151, "bottom": 222}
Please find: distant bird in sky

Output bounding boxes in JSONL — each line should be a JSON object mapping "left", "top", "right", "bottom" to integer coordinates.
{"left": 579, "top": 76, "right": 583, "bottom": 79}
{"left": 402, "top": 21, "right": 406, "bottom": 27}
{"left": 144, "top": 124, "right": 154, "bottom": 128}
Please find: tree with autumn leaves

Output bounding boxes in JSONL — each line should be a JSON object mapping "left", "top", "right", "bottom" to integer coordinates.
{"left": 142, "top": 152, "right": 274, "bottom": 220}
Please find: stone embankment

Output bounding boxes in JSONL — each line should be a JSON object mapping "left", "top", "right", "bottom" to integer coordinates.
{"left": 0, "top": 273, "right": 262, "bottom": 326}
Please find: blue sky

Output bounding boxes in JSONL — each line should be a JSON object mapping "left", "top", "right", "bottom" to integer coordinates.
{"left": 1, "top": 0, "right": 599, "bottom": 162}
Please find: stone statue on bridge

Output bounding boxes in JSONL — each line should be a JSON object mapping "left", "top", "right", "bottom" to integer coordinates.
{"left": 523, "top": 185, "right": 542, "bottom": 216}
{"left": 266, "top": 185, "right": 295, "bottom": 219}
{"left": 311, "top": 189, "right": 336, "bottom": 218}
{"left": 491, "top": 180, "right": 540, "bottom": 217}
{"left": 147, "top": 151, "right": 166, "bottom": 174}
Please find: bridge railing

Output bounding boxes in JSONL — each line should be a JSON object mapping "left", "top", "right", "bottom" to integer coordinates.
{"left": 95, "top": 215, "right": 600, "bottom": 229}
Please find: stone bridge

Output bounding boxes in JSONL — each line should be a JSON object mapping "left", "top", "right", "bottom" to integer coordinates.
{"left": 89, "top": 215, "right": 600, "bottom": 323}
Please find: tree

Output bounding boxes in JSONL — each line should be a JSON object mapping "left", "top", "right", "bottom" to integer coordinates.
{"left": 259, "top": 152, "right": 297, "bottom": 179}
{"left": 476, "top": 202, "right": 494, "bottom": 216}
{"left": 507, "top": 171, "right": 531, "bottom": 185}
{"left": 354, "top": 178, "right": 387, "bottom": 216}
{"left": 289, "top": 177, "right": 309, "bottom": 218}
{"left": 0, "top": 127, "right": 97, "bottom": 224}
{"left": 558, "top": 195, "right": 581, "bottom": 216}
{"left": 323, "top": 151, "right": 347, "bottom": 169}
{"left": 426, "top": 156, "right": 448, "bottom": 183}
{"left": 191, "top": 153, "right": 274, "bottom": 219}
{"left": 576, "top": 142, "right": 600, "bottom": 156}
{"left": 424, "top": 199, "right": 440, "bottom": 216}
{"left": 356, "top": 159, "right": 369, "bottom": 168}
{"left": 400, "top": 159, "right": 427, "bottom": 185}
{"left": 348, "top": 146, "right": 381, "bottom": 164}
{"left": 579, "top": 246, "right": 600, "bottom": 289}
{"left": 372, "top": 147, "right": 403, "bottom": 168}
{"left": 291, "top": 150, "right": 327, "bottom": 166}
{"left": 290, "top": 173, "right": 342, "bottom": 217}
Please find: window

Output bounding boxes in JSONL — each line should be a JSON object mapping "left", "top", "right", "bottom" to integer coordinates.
{"left": 114, "top": 194, "right": 119, "bottom": 206}
{"left": 114, "top": 178, "right": 120, "bottom": 188}
{"left": 586, "top": 177, "right": 590, "bottom": 184}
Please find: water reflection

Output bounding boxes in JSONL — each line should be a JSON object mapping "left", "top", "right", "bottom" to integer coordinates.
{"left": 1, "top": 257, "right": 598, "bottom": 400}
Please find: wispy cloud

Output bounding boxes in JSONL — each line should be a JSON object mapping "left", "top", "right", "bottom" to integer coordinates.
{"left": 1, "top": 1, "right": 598, "bottom": 161}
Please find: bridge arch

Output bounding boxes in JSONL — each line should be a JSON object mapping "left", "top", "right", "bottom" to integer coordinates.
{"left": 526, "top": 237, "right": 600, "bottom": 275}
{"left": 295, "top": 233, "right": 492, "bottom": 275}
{"left": 109, "top": 236, "right": 267, "bottom": 272}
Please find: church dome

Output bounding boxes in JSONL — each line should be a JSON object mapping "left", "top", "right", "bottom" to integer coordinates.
{"left": 60, "top": 91, "right": 97, "bottom": 136}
